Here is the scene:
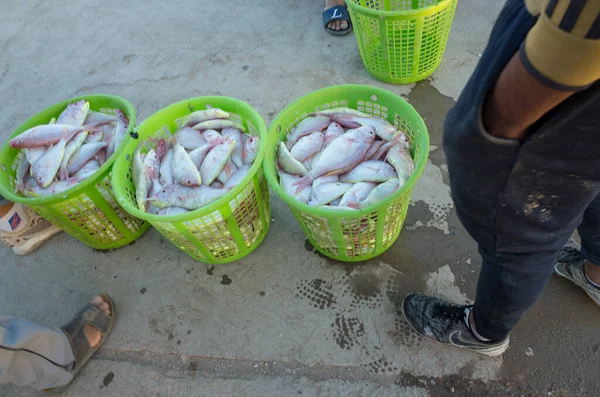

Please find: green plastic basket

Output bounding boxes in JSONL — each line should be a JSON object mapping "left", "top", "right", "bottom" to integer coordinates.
{"left": 265, "top": 85, "right": 429, "bottom": 262}
{"left": 112, "top": 97, "right": 270, "bottom": 265}
{"left": 347, "top": 0, "right": 458, "bottom": 84}
{"left": 0, "top": 95, "right": 150, "bottom": 250}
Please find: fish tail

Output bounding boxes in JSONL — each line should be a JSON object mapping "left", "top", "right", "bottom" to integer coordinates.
{"left": 293, "top": 175, "right": 313, "bottom": 194}
{"left": 59, "top": 165, "right": 68, "bottom": 181}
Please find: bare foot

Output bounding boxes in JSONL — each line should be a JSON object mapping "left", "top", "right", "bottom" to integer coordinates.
{"left": 84, "top": 296, "right": 112, "bottom": 348}
{"left": 325, "top": 0, "right": 349, "bottom": 32}
{"left": 584, "top": 260, "right": 600, "bottom": 285}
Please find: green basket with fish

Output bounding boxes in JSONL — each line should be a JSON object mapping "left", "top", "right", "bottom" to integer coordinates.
{"left": 112, "top": 97, "right": 270, "bottom": 265}
{"left": 264, "top": 85, "right": 429, "bottom": 262}
{"left": 0, "top": 95, "right": 150, "bottom": 250}
{"left": 347, "top": 0, "right": 458, "bottom": 84}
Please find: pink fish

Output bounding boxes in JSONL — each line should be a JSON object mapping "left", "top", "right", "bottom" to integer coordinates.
{"left": 285, "top": 116, "right": 330, "bottom": 148}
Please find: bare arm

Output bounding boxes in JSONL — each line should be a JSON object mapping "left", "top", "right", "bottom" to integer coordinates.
{"left": 482, "top": 53, "right": 574, "bottom": 140}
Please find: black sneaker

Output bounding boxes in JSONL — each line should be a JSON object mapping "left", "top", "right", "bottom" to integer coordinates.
{"left": 555, "top": 239, "right": 600, "bottom": 308}
{"left": 402, "top": 294, "right": 509, "bottom": 357}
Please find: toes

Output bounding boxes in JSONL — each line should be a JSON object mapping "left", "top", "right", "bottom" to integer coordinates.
{"left": 99, "top": 302, "right": 111, "bottom": 315}
{"left": 335, "top": 21, "right": 341, "bottom": 31}
{"left": 340, "top": 20, "right": 348, "bottom": 30}
{"left": 92, "top": 296, "right": 104, "bottom": 306}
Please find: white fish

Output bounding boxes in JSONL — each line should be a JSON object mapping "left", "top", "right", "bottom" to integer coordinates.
{"left": 200, "top": 138, "right": 236, "bottom": 186}
{"left": 351, "top": 179, "right": 400, "bottom": 209}
{"left": 24, "top": 147, "right": 47, "bottom": 166}
{"left": 290, "top": 132, "right": 324, "bottom": 163}
{"left": 74, "top": 160, "right": 100, "bottom": 178}
{"left": 369, "top": 132, "right": 411, "bottom": 161}
{"left": 57, "top": 100, "right": 89, "bottom": 127}
{"left": 294, "top": 125, "right": 376, "bottom": 193}
{"left": 242, "top": 135, "right": 260, "bottom": 165}
{"left": 189, "top": 139, "right": 221, "bottom": 169}
{"left": 9, "top": 124, "right": 85, "bottom": 148}
{"left": 32, "top": 135, "right": 70, "bottom": 188}
{"left": 386, "top": 144, "right": 414, "bottom": 185}
{"left": 339, "top": 160, "right": 397, "bottom": 183}
{"left": 277, "top": 169, "right": 311, "bottom": 204}
{"left": 133, "top": 146, "right": 150, "bottom": 211}
{"left": 173, "top": 141, "right": 202, "bottom": 186}
{"left": 222, "top": 127, "right": 244, "bottom": 167}
{"left": 67, "top": 142, "right": 107, "bottom": 176}
{"left": 329, "top": 198, "right": 342, "bottom": 206}
{"left": 159, "top": 148, "right": 174, "bottom": 185}
{"left": 60, "top": 131, "right": 88, "bottom": 180}
{"left": 15, "top": 155, "right": 30, "bottom": 193}
{"left": 323, "top": 122, "right": 345, "bottom": 147}
{"left": 84, "top": 111, "right": 117, "bottom": 125}
{"left": 331, "top": 114, "right": 397, "bottom": 141}
{"left": 225, "top": 164, "right": 251, "bottom": 188}
{"left": 175, "top": 127, "right": 206, "bottom": 150}
{"left": 338, "top": 182, "right": 377, "bottom": 207}
{"left": 216, "top": 159, "right": 237, "bottom": 184}
{"left": 112, "top": 109, "right": 130, "bottom": 156}
{"left": 151, "top": 184, "right": 230, "bottom": 210}
{"left": 85, "top": 128, "right": 105, "bottom": 143}
{"left": 156, "top": 207, "right": 190, "bottom": 216}
{"left": 286, "top": 116, "right": 330, "bottom": 148}
{"left": 310, "top": 107, "right": 372, "bottom": 118}
{"left": 192, "top": 119, "right": 246, "bottom": 132}
{"left": 182, "top": 108, "right": 230, "bottom": 127}
{"left": 364, "top": 140, "right": 384, "bottom": 160}
{"left": 203, "top": 129, "right": 222, "bottom": 145}
{"left": 278, "top": 142, "right": 307, "bottom": 176}
{"left": 210, "top": 181, "right": 225, "bottom": 189}
{"left": 96, "top": 148, "right": 107, "bottom": 165}
{"left": 312, "top": 175, "right": 338, "bottom": 189}
{"left": 307, "top": 182, "right": 353, "bottom": 207}
{"left": 23, "top": 175, "right": 84, "bottom": 197}
{"left": 144, "top": 149, "right": 162, "bottom": 198}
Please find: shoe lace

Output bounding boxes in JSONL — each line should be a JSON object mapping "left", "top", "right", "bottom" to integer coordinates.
{"left": 433, "top": 304, "right": 468, "bottom": 324}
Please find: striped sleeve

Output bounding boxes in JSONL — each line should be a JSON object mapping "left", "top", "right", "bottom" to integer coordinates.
{"left": 522, "top": 0, "right": 600, "bottom": 91}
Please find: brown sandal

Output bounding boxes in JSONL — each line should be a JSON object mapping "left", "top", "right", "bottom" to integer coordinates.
{"left": 61, "top": 294, "right": 117, "bottom": 380}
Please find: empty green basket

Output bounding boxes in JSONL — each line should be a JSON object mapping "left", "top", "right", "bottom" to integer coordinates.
{"left": 347, "top": 0, "right": 458, "bottom": 84}
{"left": 112, "top": 97, "right": 270, "bottom": 265}
{"left": 0, "top": 95, "right": 150, "bottom": 250}
{"left": 265, "top": 85, "right": 429, "bottom": 262}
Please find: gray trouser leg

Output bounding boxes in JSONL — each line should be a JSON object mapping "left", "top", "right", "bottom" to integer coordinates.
{"left": 0, "top": 317, "right": 75, "bottom": 390}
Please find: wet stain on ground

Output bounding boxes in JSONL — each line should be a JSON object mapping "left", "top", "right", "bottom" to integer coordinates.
{"left": 388, "top": 318, "right": 423, "bottom": 349}
{"left": 140, "top": 287, "right": 147, "bottom": 294}
{"left": 361, "top": 358, "right": 399, "bottom": 374}
{"left": 330, "top": 313, "right": 365, "bottom": 350}
{"left": 296, "top": 278, "right": 337, "bottom": 309}
{"left": 206, "top": 266, "right": 215, "bottom": 276}
{"left": 221, "top": 275, "right": 232, "bottom": 285}
{"left": 102, "top": 372, "right": 114, "bottom": 387}
{"left": 168, "top": 333, "right": 174, "bottom": 340}
{"left": 259, "top": 291, "right": 266, "bottom": 296}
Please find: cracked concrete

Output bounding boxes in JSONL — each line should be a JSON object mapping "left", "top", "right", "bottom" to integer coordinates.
{"left": 1, "top": 0, "right": 599, "bottom": 396}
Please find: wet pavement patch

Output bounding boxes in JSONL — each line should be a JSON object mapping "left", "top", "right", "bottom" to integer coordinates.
{"left": 140, "top": 287, "right": 147, "bottom": 294}
{"left": 102, "top": 372, "right": 114, "bottom": 387}
{"left": 221, "top": 275, "right": 232, "bottom": 285}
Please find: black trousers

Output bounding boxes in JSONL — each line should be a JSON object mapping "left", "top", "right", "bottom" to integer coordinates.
{"left": 443, "top": 0, "right": 600, "bottom": 341}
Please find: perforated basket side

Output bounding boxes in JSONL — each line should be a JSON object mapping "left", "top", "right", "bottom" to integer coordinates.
{"left": 265, "top": 85, "right": 429, "bottom": 262}
{"left": 348, "top": 0, "right": 458, "bottom": 84}
{"left": 112, "top": 97, "right": 270, "bottom": 264}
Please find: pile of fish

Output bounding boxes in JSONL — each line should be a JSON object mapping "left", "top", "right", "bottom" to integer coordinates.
{"left": 9, "top": 100, "right": 129, "bottom": 197}
{"left": 133, "top": 108, "right": 260, "bottom": 216}
{"left": 277, "top": 108, "right": 414, "bottom": 210}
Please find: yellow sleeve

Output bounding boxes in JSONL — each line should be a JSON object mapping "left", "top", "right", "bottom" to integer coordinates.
{"left": 522, "top": 0, "right": 600, "bottom": 91}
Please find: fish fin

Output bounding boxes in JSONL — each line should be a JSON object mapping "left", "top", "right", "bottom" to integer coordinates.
{"left": 347, "top": 202, "right": 360, "bottom": 209}
{"left": 59, "top": 166, "right": 68, "bottom": 181}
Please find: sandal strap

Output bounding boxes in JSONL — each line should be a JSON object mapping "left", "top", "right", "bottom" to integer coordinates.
{"left": 61, "top": 298, "right": 115, "bottom": 366}
{"left": 323, "top": 5, "right": 351, "bottom": 27}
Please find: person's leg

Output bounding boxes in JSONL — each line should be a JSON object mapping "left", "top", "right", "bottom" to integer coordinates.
{"left": 0, "top": 318, "right": 75, "bottom": 389}
{"left": 403, "top": 0, "right": 600, "bottom": 353}
{"left": 0, "top": 296, "right": 113, "bottom": 390}
{"left": 554, "top": 194, "right": 600, "bottom": 305}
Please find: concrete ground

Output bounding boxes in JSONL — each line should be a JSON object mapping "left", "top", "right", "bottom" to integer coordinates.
{"left": 1, "top": 1, "right": 599, "bottom": 396}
